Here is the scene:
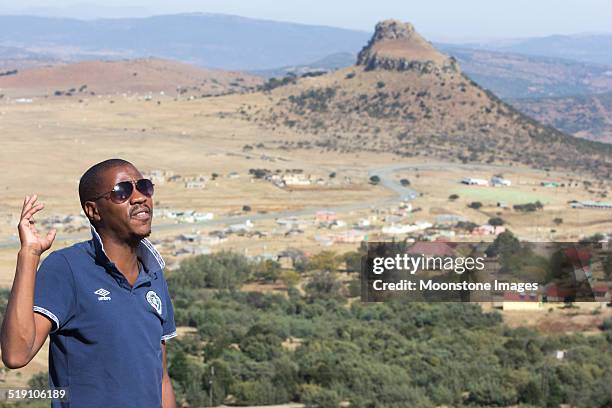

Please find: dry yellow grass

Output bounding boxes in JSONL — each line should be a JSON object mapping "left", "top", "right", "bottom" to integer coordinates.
{"left": 0, "top": 91, "right": 609, "bottom": 282}
{"left": 0, "top": 93, "right": 399, "bottom": 281}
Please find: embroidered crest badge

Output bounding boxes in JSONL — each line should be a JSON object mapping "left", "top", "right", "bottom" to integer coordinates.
{"left": 146, "top": 290, "right": 162, "bottom": 315}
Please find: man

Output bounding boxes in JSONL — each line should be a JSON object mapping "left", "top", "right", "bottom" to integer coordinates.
{"left": 0, "top": 159, "right": 177, "bottom": 408}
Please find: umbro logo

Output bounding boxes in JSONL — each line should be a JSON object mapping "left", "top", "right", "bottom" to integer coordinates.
{"left": 94, "top": 288, "right": 111, "bottom": 301}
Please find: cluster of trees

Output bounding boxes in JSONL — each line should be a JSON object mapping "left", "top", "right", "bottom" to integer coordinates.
{"left": 513, "top": 201, "right": 544, "bottom": 212}
{"left": 259, "top": 74, "right": 298, "bottom": 91}
{"left": 247, "top": 167, "right": 304, "bottom": 179}
{"left": 288, "top": 87, "right": 338, "bottom": 113}
{"left": 166, "top": 288, "right": 611, "bottom": 407}
{"left": 161, "top": 251, "right": 611, "bottom": 407}
{"left": 0, "top": 69, "right": 18, "bottom": 77}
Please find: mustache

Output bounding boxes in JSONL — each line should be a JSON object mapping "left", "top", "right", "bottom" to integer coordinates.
{"left": 130, "top": 205, "right": 151, "bottom": 216}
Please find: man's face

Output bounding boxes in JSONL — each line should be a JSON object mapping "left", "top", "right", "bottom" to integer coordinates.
{"left": 89, "top": 164, "right": 153, "bottom": 242}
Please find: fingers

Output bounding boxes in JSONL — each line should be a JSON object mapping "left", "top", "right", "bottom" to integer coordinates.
{"left": 20, "top": 194, "right": 39, "bottom": 218}
{"left": 20, "top": 195, "right": 32, "bottom": 217}
{"left": 22, "top": 202, "right": 44, "bottom": 221}
{"left": 18, "top": 195, "right": 55, "bottom": 253}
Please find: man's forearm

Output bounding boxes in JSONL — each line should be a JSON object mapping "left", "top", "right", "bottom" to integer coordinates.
{"left": 162, "top": 375, "right": 177, "bottom": 408}
{"left": 0, "top": 250, "right": 40, "bottom": 367}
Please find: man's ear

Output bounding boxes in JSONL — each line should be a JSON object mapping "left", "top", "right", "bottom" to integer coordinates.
{"left": 83, "top": 201, "right": 101, "bottom": 224}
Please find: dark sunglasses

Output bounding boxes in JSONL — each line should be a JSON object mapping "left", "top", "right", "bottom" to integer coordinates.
{"left": 91, "top": 178, "right": 155, "bottom": 204}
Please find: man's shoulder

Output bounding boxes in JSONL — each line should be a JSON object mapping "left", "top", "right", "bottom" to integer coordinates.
{"left": 47, "top": 240, "right": 93, "bottom": 264}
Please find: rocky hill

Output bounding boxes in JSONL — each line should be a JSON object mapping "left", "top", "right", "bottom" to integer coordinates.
{"left": 254, "top": 46, "right": 612, "bottom": 99}
{"left": 241, "top": 20, "right": 612, "bottom": 178}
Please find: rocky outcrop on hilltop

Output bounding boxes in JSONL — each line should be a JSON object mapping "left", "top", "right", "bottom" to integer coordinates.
{"left": 357, "top": 20, "right": 459, "bottom": 73}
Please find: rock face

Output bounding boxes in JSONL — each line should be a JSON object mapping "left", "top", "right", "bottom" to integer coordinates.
{"left": 357, "top": 20, "right": 459, "bottom": 73}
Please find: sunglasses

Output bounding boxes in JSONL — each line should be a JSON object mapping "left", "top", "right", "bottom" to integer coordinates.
{"left": 91, "top": 178, "right": 155, "bottom": 204}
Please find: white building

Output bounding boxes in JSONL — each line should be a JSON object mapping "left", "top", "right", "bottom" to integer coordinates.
{"left": 229, "top": 220, "right": 253, "bottom": 232}
{"left": 491, "top": 176, "right": 511, "bottom": 187}
{"left": 461, "top": 177, "right": 489, "bottom": 186}
{"left": 185, "top": 181, "right": 205, "bottom": 189}
{"left": 283, "top": 174, "right": 311, "bottom": 186}
{"left": 382, "top": 221, "right": 432, "bottom": 235}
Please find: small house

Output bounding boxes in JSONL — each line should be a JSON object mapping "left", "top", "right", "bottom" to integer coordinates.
{"left": 491, "top": 176, "right": 511, "bottom": 187}
{"left": 461, "top": 177, "right": 489, "bottom": 186}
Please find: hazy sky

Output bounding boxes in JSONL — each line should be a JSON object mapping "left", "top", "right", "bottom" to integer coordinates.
{"left": 3, "top": 0, "right": 612, "bottom": 42}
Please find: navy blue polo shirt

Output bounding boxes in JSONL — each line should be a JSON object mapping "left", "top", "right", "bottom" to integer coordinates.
{"left": 33, "top": 226, "right": 176, "bottom": 408}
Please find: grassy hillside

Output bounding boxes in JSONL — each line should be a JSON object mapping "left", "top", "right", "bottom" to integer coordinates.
{"left": 510, "top": 91, "right": 612, "bottom": 143}
{"left": 241, "top": 21, "right": 612, "bottom": 179}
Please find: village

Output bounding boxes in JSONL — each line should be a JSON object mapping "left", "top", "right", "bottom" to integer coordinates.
{"left": 13, "top": 166, "right": 611, "bottom": 264}
{"left": 0, "top": 165, "right": 603, "bottom": 313}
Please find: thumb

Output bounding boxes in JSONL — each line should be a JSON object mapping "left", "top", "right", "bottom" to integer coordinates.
{"left": 45, "top": 228, "right": 57, "bottom": 246}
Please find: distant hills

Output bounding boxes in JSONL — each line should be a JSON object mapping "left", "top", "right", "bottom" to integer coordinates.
{"left": 510, "top": 92, "right": 612, "bottom": 143}
{"left": 0, "top": 58, "right": 262, "bottom": 97}
{"left": 1, "top": 14, "right": 610, "bottom": 82}
{"left": 1, "top": 13, "right": 611, "bottom": 145}
{"left": 252, "top": 52, "right": 357, "bottom": 79}
{"left": 243, "top": 20, "right": 612, "bottom": 177}
{"left": 465, "top": 34, "right": 612, "bottom": 67}
{"left": 0, "top": 13, "right": 369, "bottom": 70}
{"left": 437, "top": 46, "right": 612, "bottom": 99}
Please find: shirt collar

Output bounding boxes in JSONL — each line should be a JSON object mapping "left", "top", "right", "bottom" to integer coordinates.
{"left": 89, "top": 224, "right": 165, "bottom": 278}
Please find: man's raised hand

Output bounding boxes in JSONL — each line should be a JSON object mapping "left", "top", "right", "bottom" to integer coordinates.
{"left": 18, "top": 195, "right": 56, "bottom": 256}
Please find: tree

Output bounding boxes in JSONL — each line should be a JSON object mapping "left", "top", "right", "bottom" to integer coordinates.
{"left": 400, "top": 178, "right": 410, "bottom": 186}
{"left": 27, "top": 372, "right": 48, "bottom": 389}
{"left": 341, "top": 251, "right": 362, "bottom": 273}
{"left": 250, "top": 168, "right": 269, "bottom": 179}
{"left": 309, "top": 251, "right": 340, "bottom": 272}
{"left": 448, "top": 194, "right": 459, "bottom": 201}
{"left": 168, "top": 349, "right": 207, "bottom": 406}
{"left": 468, "top": 201, "right": 483, "bottom": 210}
{"left": 253, "top": 260, "right": 281, "bottom": 283}
{"left": 369, "top": 175, "right": 381, "bottom": 185}
{"left": 170, "top": 252, "right": 252, "bottom": 290}
{"left": 302, "top": 387, "right": 341, "bottom": 408}
{"left": 485, "top": 231, "right": 521, "bottom": 260}
{"left": 280, "top": 270, "right": 300, "bottom": 288}
{"left": 305, "top": 271, "right": 344, "bottom": 301}
{"left": 488, "top": 217, "right": 504, "bottom": 226}
{"left": 202, "top": 360, "right": 234, "bottom": 406}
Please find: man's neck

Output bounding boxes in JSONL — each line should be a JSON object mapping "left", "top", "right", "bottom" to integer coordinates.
{"left": 99, "top": 231, "right": 140, "bottom": 279}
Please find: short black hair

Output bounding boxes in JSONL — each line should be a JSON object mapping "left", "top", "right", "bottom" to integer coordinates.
{"left": 78, "top": 158, "right": 134, "bottom": 210}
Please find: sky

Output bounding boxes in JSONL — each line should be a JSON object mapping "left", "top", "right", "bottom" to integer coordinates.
{"left": 1, "top": 0, "right": 612, "bottom": 42}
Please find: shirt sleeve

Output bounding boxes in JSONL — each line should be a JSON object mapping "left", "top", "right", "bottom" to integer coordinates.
{"left": 160, "top": 276, "right": 177, "bottom": 342}
{"left": 33, "top": 251, "right": 76, "bottom": 334}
